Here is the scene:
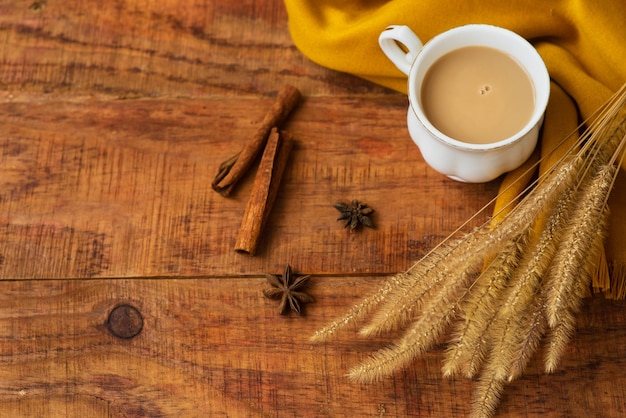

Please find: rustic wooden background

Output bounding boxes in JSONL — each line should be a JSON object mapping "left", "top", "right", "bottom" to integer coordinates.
{"left": 1, "top": 1, "right": 625, "bottom": 417}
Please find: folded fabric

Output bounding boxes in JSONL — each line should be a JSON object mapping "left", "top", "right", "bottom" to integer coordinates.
{"left": 284, "top": 0, "right": 626, "bottom": 297}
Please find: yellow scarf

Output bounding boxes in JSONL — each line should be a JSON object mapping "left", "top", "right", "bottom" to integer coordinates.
{"left": 284, "top": 0, "right": 626, "bottom": 298}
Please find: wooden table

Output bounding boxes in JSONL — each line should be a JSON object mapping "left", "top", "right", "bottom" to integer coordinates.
{"left": 1, "top": 1, "right": 625, "bottom": 416}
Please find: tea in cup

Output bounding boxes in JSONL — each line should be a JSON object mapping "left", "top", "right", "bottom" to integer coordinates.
{"left": 379, "top": 24, "right": 550, "bottom": 183}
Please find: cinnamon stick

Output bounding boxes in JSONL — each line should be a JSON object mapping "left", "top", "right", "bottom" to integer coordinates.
{"left": 212, "top": 85, "right": 301, "bottom": 196}
{"left": 235, "top": 128, "right": 293, "bottom": 255}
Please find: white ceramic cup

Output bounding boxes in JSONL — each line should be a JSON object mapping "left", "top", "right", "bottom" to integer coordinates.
{"left": 379, "top": 24, "right": 550, "bottom": 183}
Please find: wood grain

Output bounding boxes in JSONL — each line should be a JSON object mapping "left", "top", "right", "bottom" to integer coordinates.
{"left": 0, "top": 0, "right": 390, "bottom": 98}
{"left": 0, "top": 279, "right": 624, "bottom": 417}
{"left": 0, "top": 0, "right": 625, "bottom": 417}
{"left": 0, "top": 95, "right": 496, "bottom": 278}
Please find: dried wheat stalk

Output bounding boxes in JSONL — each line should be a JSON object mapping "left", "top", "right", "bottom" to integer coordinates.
{"left": 313, "top": 84, "right": 626, "bottom": 418}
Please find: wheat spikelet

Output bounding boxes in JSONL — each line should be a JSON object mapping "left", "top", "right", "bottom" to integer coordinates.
{"left": 442, "top": 241, "right": 523, "bottom": 378}
{"left": 470, "top": 187, "right": 575, "bottom": 382}
{"left": 310, "top": 238, "right": 474, "bottom": 343}
{"left": 309, "top": 271, "right": 407, "bottom": 343}
{"left": 544, "top": 202, "right": 610, "bottom": 372}
{"left": 348, "top": 307, "right": 455, "bottom": 382}
{"left": 317, "top": 226, "right": 502, "bottom": 342}
{"left": 587, "top": 212, "right": 612, "bottom": 295}
{"left": 442, "top": 154, "right": 580, "bottom": 380}
{"left": 507, "top": 295, "right": 547, "bottom": 381}
{"left": 498, "top": 185, "right": 574, "bottom": 319}
{"left": 481, "top": 274, "right": 544, "bottom": 382}
{"left": 314, "top": 149, "right": 581, "bottom": 345}
{"left": 544, "top": 164, "right": 616, "bottom": 328}
{"left": 494, "top": 153, "right": 581, "bottom": 234}
{"left": 312, "top": 85, "right": 626, "bottom": 418}
{"left": 543, "top": 246, "right": 596, "bottom": 373}
{"left": 540, "top": 123, "right": 621, "bottom": 371}
{"left": 357, "top": 237, "right": 474, "bottom": 337}
{"left": 350, "top": 267, "right": 477, "bottom": 382}
{"left": 359, "top": 158, "right": 578, "bottom": 339}
{"left": 359, "top": 238, "right": 485, "bottom": 338}
{"left": 481, "top": 304, "right": 524, "bottom": 382}
{"left": 472, "top": 292, "right": 545, "bottom": 415}
{"left": 471, "top": 370, "right": 505, "bottom": 418}
{"left": 543, "top": 313, "right": 575, "bottom": 374}
{"left": 473, "top": 114, "right": 625, "bottom": 416}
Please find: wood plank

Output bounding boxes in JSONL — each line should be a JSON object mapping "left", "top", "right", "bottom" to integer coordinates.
{"left": 0, "top": 96, "right": 498, "bottom": 279}
{"left": 0, "top": 278, "right": 624, "bottom": 417}
{"left": 0, "top": 0, "right": 391, "bottom": 98}
{"left": 1, "top": 0, "right": 626, "bottom": 417}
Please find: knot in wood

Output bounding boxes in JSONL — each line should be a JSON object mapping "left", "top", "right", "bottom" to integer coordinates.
{"left": 107, "top": 304, "right": 144, "bottom": 339}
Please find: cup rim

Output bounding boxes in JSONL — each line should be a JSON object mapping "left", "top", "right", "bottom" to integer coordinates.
{"left": 407, "top": 24, "right": 550, "bottom": 152}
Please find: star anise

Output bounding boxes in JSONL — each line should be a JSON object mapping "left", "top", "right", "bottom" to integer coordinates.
{"left": 263, "top": 264, "right": 314, "bottom": 315}
{"left": 333, "top": 200, "right": 375, "bottom": 231}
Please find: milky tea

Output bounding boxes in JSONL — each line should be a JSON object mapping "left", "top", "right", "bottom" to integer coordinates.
{"left": 420, "top": 46, "right": 535, "bottom": 145}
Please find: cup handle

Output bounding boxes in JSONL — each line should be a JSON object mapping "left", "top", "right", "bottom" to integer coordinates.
{"left": 378, "top": 25, "right": 423, "bottom": 76}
